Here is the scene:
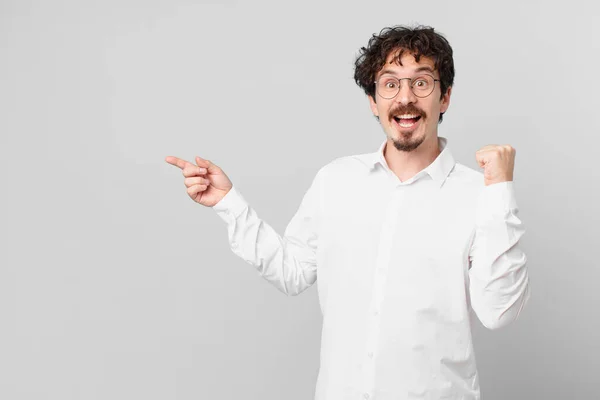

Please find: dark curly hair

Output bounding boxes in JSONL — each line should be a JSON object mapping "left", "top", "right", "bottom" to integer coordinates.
{"left": 354, "top": 25, "right": 455, "bottom": 122}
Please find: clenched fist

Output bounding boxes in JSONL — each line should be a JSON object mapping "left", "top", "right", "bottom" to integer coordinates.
{"left": 475, "top": 145, "right": 516, "bottom": 186}
{"left": 165, "top": 155, "right": 233, "bottom": 207}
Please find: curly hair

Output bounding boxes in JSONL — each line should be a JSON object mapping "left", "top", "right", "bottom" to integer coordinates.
{"left": 354, "top": 25, "right": 455, "bottom": 122}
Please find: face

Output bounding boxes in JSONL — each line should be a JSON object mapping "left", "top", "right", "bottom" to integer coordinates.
{"left": 369, "top": 51, "right": 451, "bottom": 152}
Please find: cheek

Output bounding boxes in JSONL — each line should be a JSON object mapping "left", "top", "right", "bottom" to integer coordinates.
{"left": 379, "top": 101, "right": 394, "bottom": 118}
{"left": 423, "top": 100, "right": 441, "bottom": 117}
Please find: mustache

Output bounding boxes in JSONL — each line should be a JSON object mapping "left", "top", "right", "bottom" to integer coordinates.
{"left": 388, "top": 104, "right": 427, "bottom": 121}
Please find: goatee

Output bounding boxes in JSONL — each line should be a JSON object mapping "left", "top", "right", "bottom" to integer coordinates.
{"left": 392, "top": 132, "right": 425, "bottom": 152}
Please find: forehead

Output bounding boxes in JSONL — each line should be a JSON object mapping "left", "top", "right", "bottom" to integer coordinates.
{"left": 378, "top": 50, "right": 437, "bottom": 76}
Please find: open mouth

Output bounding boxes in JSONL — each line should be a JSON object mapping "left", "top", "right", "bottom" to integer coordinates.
{"left": 392, "top": 114, "right": 422, "bottom": 128}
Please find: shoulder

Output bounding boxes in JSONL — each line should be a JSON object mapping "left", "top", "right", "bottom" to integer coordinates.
{"left": 306, "top": 152, "right": 374, "bottom": 192}
{"left": 444, "top": 162, "right": 485, "bottom": 195}
{"left": 451, "top": 162, "right": 483, "bottom": 182}
{"left": 317, "top": 152, "right": 374, "bottom": 177}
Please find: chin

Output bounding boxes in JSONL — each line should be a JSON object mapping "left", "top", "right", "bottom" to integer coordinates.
{"left": 392, "top": 138, "right": 423, "bottom": 152}
{"left": 389, "top": 130, "right": 425, "bottom": 152}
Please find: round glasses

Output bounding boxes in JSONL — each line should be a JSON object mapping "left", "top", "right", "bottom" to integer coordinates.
{"left": 374, "top": 75, "right": 440, "bottom": 99}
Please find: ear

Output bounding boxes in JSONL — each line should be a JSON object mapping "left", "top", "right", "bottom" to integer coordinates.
{"left": 440, "top": 86, "right": 452, "bottom": 113}
{"left": 368, "top": 95, "right": 379, "bottom": 117}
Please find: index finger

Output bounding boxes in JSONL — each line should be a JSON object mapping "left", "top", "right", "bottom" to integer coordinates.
{"left": 165, "top": 156, "right": 193, "bottom": 170}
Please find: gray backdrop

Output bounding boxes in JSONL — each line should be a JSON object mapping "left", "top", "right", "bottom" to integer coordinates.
{"left": 1, "top": 0, "right": 598, "bottom": 399}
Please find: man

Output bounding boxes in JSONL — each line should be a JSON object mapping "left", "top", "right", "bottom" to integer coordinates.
{"left": 166, "top": 25, "right": 530, "bottom": 400}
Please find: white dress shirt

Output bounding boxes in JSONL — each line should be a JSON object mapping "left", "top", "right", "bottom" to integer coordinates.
{"left": 212, "top": 137, "right": 530, "bottom": 400}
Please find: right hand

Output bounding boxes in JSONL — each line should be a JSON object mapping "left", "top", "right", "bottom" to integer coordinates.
{"left": 165, "top": 155, "right": 233, "bottom": 207}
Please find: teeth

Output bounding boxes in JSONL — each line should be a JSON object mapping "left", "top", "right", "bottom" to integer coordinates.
{"left": 394, "top": 114, "right": 419, "bottom": 127}
{"left": 396, "top": 114, "right": 419, "bottom": 119}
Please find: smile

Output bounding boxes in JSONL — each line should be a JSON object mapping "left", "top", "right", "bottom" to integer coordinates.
{"left": 393, "top": 114, "right": 422, "bottom": 128}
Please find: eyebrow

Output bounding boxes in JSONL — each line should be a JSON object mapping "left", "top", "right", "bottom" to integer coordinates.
{"left": 378, "top": 66, "right": 436, "bottom": 77}
{"left": 415, "top": 66, "right": 435, "bottom": 73}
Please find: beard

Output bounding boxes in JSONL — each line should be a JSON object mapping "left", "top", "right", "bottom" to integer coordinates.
{"left": 391, "top": 132, "right": 424, "bottom": 152}
{"left": 388, "top": 103, "right": 427, "bottom": 152}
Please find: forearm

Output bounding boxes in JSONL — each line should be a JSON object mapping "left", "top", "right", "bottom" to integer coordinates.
{"left": 469, "top": 226, "right": 530, "bottom": 329}
{"left": 469, "top": 182, "right": 530, "bottom": 329}
{"left": 213, "top": 186, "right": 318, "bottom": 296}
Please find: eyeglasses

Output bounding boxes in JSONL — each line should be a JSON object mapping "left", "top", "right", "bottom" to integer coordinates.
{"left": 374, "top": 74, "right": 440, "bottom": 99}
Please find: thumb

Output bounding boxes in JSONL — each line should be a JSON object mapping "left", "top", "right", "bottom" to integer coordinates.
{"left": 195, "top": 156, "right": 220, "bottom": 174}
{"left": 475, "top": 153, "right": 487, "bottom": 169}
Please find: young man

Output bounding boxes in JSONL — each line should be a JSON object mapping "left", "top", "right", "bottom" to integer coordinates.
{"left": 166, "top": 25, "right": 529, "bottom": 400}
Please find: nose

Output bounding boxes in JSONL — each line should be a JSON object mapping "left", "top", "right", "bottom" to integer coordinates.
{"left": 395, "top": 78, "right": 417, "bottom": 105}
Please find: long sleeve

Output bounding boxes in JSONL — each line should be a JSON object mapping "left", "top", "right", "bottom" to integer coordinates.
{"left": 468, "top": 181, "right": 530, "bottom": 330}
{"left": 211, "top": 171, "right": 323, "bottom": 296}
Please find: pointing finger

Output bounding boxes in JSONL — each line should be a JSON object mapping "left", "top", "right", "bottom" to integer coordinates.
{"left": 165, "top": 156, "right": 193, "bottom": 170}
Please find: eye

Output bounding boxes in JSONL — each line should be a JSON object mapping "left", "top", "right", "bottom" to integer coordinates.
{"left": 412, "top": 76, "right": 432, "bottom": 89}
{"left": 384, "top": 80, "right": 398, "bottom": 89}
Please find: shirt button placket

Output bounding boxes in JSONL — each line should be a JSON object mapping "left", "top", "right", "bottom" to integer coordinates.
{"left": 362, "top": 186, "right": 401, "bottom": 397}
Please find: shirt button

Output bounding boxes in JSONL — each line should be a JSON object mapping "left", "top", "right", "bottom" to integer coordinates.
{"left": 368, "top": 352, "right": 374, "bottom": 358}
{"left": 373, "top": 311, "right": 379, "bottom": 316}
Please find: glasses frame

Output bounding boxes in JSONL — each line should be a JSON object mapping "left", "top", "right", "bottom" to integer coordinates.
{"left": 374, "top": 74, "right": 441, "bottom": 99}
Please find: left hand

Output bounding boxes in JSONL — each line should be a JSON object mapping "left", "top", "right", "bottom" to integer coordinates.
{"left": 476, "top": 145, "right": 516, "bottom": 186}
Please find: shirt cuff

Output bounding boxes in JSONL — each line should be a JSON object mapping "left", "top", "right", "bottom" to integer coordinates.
{"left": 475, "top": 181, "right": 518, "bottom": 224}
{"left": 212, "top": 186, "right": 248, "bottom": 220}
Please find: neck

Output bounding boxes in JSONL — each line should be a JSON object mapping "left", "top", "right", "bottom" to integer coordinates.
{"left": 384, "top": 135, "right": 441, "bottom": 182}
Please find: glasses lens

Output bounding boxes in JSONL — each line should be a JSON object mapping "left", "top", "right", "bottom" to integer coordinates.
{"left": 411, "top": 75, "right": 435, "bottom": 98}
{"left": 376, "top": 77, "right": 400, "bottom": 99}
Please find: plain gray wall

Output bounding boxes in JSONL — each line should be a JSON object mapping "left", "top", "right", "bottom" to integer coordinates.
{"left": 1, "top": 1, "right": 598, "bottom": 399}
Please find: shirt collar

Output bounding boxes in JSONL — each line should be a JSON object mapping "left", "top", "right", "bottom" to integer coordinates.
{"left": 355, "top": 136, "right": 456, "bottom": 187}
